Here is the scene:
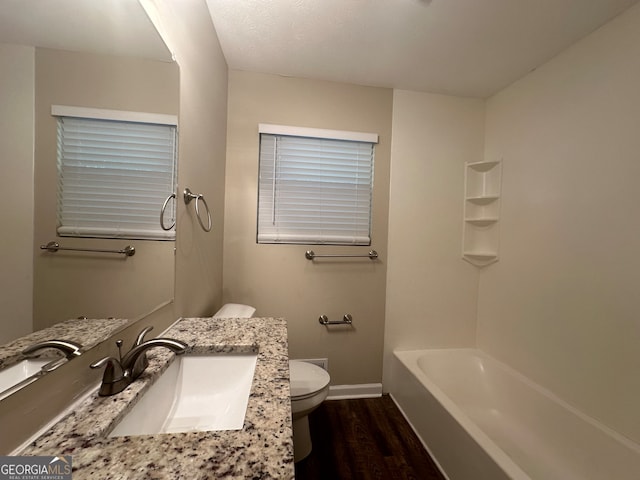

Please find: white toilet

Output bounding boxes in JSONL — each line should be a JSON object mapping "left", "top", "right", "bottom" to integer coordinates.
{"left": 212, "top": 304, "right": 331, "bottom": 462}
{"left": 288, "top": 358, "right": 330, "bottom": 461}
{"left": 212, "top": 303, "right": 258, "bottom": 319}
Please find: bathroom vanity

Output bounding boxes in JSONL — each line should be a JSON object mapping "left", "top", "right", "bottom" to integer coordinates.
{"left": 16, "top": 317, "right": 294, "bottom": 479}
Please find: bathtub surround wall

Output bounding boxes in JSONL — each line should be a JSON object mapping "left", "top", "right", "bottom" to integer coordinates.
{"left": 480, "top": 2, "right": 640, "bottom": 444}
{"left": 384, "top": 2, "right": 640, "bottom": 458}
{"left": 0, "top": 44, "right": 34, "bottom": 344}
{"left": 383, "top": 90, "right": 485, "bottom": 386}
{"left": 33, "top": 48, "right": 179, "bottom": 330}
{"left": 223, "top": 71, "right": 392, "bottom": 386}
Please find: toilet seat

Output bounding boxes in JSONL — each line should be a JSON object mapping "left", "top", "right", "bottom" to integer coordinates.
{"left": 212, "top": 303, "right": 256, "bottom": 319}
{"left": 289, "top": 360, "right": 330, "bottom": 400}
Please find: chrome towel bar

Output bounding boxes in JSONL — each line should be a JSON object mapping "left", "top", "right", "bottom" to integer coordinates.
{"left": 40, "top": 241, "right": 135, "bottom": 257}
{"left": 305, "top": 250, "right": 378, "bottom": 260}
{"left": 319, "top": 314, "right": 353, "bottom": 326}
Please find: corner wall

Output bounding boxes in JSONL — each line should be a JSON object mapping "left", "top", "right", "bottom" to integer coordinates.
{"left": 149, "top": 0, "right": 229, "bottom": 317}
{"left": 0, "top": 44, "right": 34, "bottom": 344}
{"left": 481, "top": 2, "right": 640, "bottom": 443}
{"left": 382, "top": 90, "right": 484, "bottom": 386}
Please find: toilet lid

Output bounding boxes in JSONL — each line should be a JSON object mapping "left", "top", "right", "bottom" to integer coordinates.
{"left": 289, "top": 360, "right": 330, "bottom": 398}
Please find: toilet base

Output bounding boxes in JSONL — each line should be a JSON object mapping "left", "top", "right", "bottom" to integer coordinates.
{"left": 292, "top": 415, "right": 313, "bottom": 462}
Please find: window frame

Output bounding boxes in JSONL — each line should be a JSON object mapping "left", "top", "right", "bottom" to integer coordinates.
{"left": 256, "top": 123, "right": 378, "bottom": 246}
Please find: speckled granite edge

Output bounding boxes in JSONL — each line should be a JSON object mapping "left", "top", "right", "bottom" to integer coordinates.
{"left": 19, "top": 317, "right": 295, "bottom": 480}
{"left": 0, "top": 318, "right": 130, "bottom": 369}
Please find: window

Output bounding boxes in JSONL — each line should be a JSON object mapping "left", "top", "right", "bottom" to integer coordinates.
{"left": 53, "top": 105, "right": 178, "bottom": 240}
{"left": 257, "top": 124, "right": 377, "bottom": 245}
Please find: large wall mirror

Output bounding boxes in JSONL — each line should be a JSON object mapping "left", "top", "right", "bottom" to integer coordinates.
{"left": 0, "top": 0, "right": 178, "bottom": 393}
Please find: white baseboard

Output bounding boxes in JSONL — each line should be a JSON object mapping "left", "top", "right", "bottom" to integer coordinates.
{"left": 326, "top": 383, "right": 383, "bottom": 400}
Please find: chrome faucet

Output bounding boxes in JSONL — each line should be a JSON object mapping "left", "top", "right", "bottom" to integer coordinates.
{"left": 90, "top": 328, "right": 188, "bottom": 396}
{"left": 22, "top": 339, "right": 84, "bottom": 372}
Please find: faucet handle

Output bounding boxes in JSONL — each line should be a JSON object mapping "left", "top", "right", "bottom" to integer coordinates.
{"left": 135, "top": 326, "right": 154, "bottom": 346}
{"left": 132, "top": 326, "right": 154, "bottom": 376}
{"left": 41, "top": 358, "right": 68, "bottom": 373}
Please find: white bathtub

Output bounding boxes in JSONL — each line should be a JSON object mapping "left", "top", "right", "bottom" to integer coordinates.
{"left": 390, "top": 348, "right": 640, "bottom": 480}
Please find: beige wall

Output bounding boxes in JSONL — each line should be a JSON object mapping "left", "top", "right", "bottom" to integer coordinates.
{"left": 481, "top": 3, "right": 640, "bottom": 442}
{"left": 224, "top": 71, "right": 392, "bottom": 385}
{"left": 382, "top": 90, "right": 485, "bottom": 385}
{"left": 0, "top": 44, "right": 34, "bottom": 344}
{"left": 150, "top": 0, "right": 229, "bottom": 318}
{"left": 32, "top": 48, "right": 179, "bottom": 330}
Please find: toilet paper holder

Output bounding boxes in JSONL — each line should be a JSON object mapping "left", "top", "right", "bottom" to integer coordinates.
{"left": 318, "top": 314, "right": 353, "bottom": 326}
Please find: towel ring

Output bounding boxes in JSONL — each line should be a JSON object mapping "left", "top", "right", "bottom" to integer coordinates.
{"left": 183, "top": 188, "right": 212, "bottom": 232}
{"left": 160, "top": 193, "right": 176, "bottom": 231}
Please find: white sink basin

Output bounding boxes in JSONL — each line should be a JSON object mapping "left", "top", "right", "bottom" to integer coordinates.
{"left": 109, "top": 353, "right": 258, "bottom": 437}
{"left": 0, "top": 359, "right": 51, "bottom": 395}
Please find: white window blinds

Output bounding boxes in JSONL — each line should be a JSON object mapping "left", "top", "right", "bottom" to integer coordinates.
{"left": 257, "top": 125, "right": 377, "bottom": 245}
{"left": 56, "top": 113, "right": 177, "bottom": 240}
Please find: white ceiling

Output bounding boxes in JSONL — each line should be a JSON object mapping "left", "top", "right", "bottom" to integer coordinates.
{"left": 0, "top": 0, "right": 172, "bottom": 62}
{"left": 206, "top": 0, "right": 639, "bottom": 98}
{"left": 2, "top": 1, "right": 638, "bottom": 98}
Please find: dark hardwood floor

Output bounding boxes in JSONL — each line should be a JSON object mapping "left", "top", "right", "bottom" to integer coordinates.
{"left": 294, "top": 395, "right": 446, "bottom": 480}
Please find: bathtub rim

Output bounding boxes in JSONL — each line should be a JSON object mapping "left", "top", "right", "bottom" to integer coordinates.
{"left": 394, "top": 348, "right": 531, "bottom": 480}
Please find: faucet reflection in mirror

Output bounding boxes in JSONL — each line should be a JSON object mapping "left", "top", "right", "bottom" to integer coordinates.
{"left": 22, "top": 339, "right": 83, "bottom": 373}
{"left": 91, "top": 326, "right": 188, "bottom": 396}
{"left": 0, "top": 339, "right": 85, "bottom": 401}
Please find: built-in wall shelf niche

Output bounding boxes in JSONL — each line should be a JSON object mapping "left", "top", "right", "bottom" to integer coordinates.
{"left": 462, "top": 160, "right": 502, "bottom": 267}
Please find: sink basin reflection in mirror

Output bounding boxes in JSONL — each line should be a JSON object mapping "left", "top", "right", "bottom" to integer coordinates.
{"left": 109, "top": 353, "right": 258, "bottom": 437}
{"left": 0, "top": 359, "right": 51, "bottom": 397}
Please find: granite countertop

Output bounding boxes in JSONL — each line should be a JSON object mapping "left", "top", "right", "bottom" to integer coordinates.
{"left": 19, "top": 317, "right": 295, "bottom": 479}
{"left": 0, "top": 318, "right": 130, "bottom": 369}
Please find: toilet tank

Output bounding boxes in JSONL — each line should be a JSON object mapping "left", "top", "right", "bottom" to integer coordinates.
{"left": 212, "top": 303, "right": 256, "bottom": 319}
